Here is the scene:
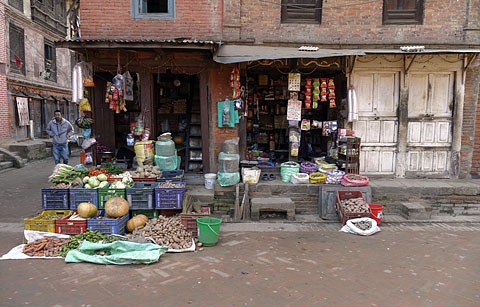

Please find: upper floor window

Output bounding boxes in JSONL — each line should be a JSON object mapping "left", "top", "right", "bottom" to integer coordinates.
{"left": 8, "top": 0, "right": 23, "bottom": 12}
{"left": 9, "top": 24, "right": 25, "bottom": 75}
{"left": 131, "top": 0, "right": 175, "bottom": 20}
{"left": 44, "top": 39, "right": 57, "bottom": 82}
{"left": 281, "top": 0, "right": 322, "bottom": 24}
{"left": 383, "top": 0, "right": 424, "bottom": 25}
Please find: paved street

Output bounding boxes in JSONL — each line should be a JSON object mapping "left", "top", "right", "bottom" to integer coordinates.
{"left": 0, "top": 156, "right": 479, "bottom": 306}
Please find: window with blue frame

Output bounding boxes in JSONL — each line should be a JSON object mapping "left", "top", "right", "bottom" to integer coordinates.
{"left": 131, "top": 0, "right": 175, "bottom": 20}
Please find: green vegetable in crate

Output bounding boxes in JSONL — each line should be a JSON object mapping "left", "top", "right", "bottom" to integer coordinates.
{"left": 88, "top": 176, "right": 100, "bottom": 188}
{"left": 98, "top": 181, "right": 108, "bottom": 189}
{"left": 110, "top": 181, "right": 126, "bottom": 189}
{"left": 84, "top": 184, "right": 92, "bottom": 189}
{"left": 77, "top": 202, "right": 98, "bottom": 218}
{"left": 83, "top": 176, "right": 90, "bottom": 184}
{"left": 105, "top": 197, "right": 129, "bottom": 217}
{"left": 97, "top": 174, "right": 108, "bottom": 182}
{"left": 49, "top": 164, "right": 89, "bottom": 184}
{"left": 96, "top": 164, "right": 124, "bottom": 175}
{"left": 122, "top": 176, "right": 133, "bottom": 186}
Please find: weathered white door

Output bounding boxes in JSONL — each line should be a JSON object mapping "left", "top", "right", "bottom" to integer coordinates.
{"left": 352, "top": 72, "right": 399, "bottom": 175}
{"left": 406, "top": 72, "right": 454, "bottom": 177}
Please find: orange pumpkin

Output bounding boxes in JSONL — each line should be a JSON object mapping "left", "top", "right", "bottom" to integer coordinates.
{"left": 104, "top": 197, "right": 129, "bottom": 217}
{"left": 126, "top": 214, "right": 148, "bottom": 232}
{"left": 77, "top": 202, "right": 98, "bottom": 218}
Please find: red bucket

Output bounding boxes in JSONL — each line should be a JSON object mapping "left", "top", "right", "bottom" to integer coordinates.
{"left": 368, "top": 204, "right": 384, "bottom": 225}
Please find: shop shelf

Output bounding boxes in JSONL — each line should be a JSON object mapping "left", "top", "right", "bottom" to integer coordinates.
{"left": 24, "top": 210, "right": 72, "bottom": 233}
{"left": 41, "top": 188, "right": 70, "bottom": 210}
{"left": 98, "top": 183, "right": 126, "bottom": 209}
{"left": 155, "top": 182, "right": 186, "bottom": 209}
{"left": 55, "top": 211, "right": 87, "bottom": 235}
{"left": 126, "top": 182, "right": 158, "bottom": 210}
{"left": 130, "top": 209, "right": 160, "bottom": 219}
{"left": 87, "top": 210, "right": 128, "bottom": 235}
{"left": 69, "top": 188, "right": 99, "bottom": 210}
{"left": 157, "top": 170, "right": 185, "bottom": 182}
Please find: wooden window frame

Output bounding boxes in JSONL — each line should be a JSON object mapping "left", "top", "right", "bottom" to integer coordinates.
{"left": 131, "top": 0, "right": 175, "bottom": 20}
{"left": 9, "top": 23, "right": 25, "bottom": 76}
{"left": 383, "top": 0, "right": 424, "bottom": 25}
{"left": 44, "top": 39, "right": 57, "bottom": 82}
{"left": 8, "top": 0, "right": 23, "bottom": 12}
{"left": 281, "top": 0, "right": 322, "bottom": 24}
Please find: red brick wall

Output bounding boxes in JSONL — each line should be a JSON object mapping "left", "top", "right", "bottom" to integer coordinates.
{"left": 469, "top": 57, "right": 480, "bottom": 177}
{"left": 209, "top": 66, "right": 238, "bottom": 171}
{"left": 223, "top": 0, "right": 472, "bottom": 45}
{"left": 0, "top": 1, "right": 8, "bottom": 140}
{"left": 80, "top": 0, "right": 222, "bottom": 40}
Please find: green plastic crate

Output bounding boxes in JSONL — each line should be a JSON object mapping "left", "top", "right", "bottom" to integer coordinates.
{"left": 98, "top": 183, "right": 126, "bottom": 209}
{"left": 130, "top": 209, "right": 159, "bottom": 219}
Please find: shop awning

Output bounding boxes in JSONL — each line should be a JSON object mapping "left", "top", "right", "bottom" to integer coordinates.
{"left": 213, "top": 45, "right": 366, "bottom": 64}
{"left": 214, "top": 45, "right": 480, "bottom": 64}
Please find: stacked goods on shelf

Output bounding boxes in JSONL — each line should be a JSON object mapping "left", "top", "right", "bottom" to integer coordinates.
{"left": 217, "top": 138, "right": 241, "bottom": 187}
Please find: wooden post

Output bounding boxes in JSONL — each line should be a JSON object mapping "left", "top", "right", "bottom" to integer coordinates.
{"left": 243, "top": 183, "right": 250, "bottom": 220}
{"left": 234, "top": 183, "right": 240, "bottom": 221}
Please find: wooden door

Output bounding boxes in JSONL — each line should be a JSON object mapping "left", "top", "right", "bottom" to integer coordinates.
{"left": 352, "top": 72, "right": 399, "bottom": 175}
{"left": 406, "top": 72, "right": 453, "bottom": 177}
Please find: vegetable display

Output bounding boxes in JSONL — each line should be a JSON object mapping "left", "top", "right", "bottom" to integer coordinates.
{"left": 340, "top": 197, "right": 370, "bottom": 213}
{"left": 104, "top": 197, "right": 130, "bottom": 217}
{"left": 49, "top": 164, "right": 89, "bottom": 184}
{"left": 96, "top": 164, "right": 124, "bottom": 175}
{"left": 77, "top": 202, "right": 98, "bottom": 218}
{"left": 23, "top": 238, "right": 71, "bottom": 257}
{"left": 81, "top": 173, "right": 109, "bottom": 189}
{"left": 126, "top": 214, "right": 148, "bottom": 232}
{"left": 127, "top": 216, "right": 193, "bottom": 250}
{"left": 58, "top": 229, "right": 127, "bottom": 257}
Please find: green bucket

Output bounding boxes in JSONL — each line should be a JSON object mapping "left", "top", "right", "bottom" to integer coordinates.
{"left": 197, "top": 217, "right": 222, "bottom": 246}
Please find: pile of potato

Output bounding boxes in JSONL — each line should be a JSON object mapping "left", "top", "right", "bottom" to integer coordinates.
{"left": 127, "top": 216, "right": 193, "bottom": 250}
{"left": 340, "top": 197, "right": 370, "bottom": 213}
{"left": 351, "top": 220, "right": 373, "bottom": 231}
{"left": 130, "top": 165, "right": 161, "bottom": 178}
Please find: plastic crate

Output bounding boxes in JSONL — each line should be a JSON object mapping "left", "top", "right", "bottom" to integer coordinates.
{"left": 87, "top": 210, "right": 129, "bottom": 235}
{"left": 24, "top": 210, "right": 71, "bottom": 233}
{"left": 41, "top": 188, "right": 70, "bottom": 210}
{"left": 98, "top": 183, "right": 126, "bottom": 209}
{"left": 335, "top": 190, "right": 371, "bottom": 225}
{"left": 55, "top": 211, "right": 87, "bottom": 235}
{"left": 155, "top": 182, "right": 186, "bottom": 209}
{"left": 69, "top": 188, "right": 99, "bottom": 210}
{"left": 130, "top": 209, "right": 159, "bottom": 219}
{"left": 157, "top": 170, "right": 185, "bottom": 182}
{"left": 126, "top": 182, "right": 158, "bottom": 209}
{"left": 132, "top": 177, "right": 157, "bottom": 182}
{"left": 180, "top": 207, "right": 211, "bottom": 236}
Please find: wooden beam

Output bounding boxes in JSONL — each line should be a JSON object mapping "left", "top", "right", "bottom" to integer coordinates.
{"left": 404, "top": 54, "right": 417, "bottom": 74}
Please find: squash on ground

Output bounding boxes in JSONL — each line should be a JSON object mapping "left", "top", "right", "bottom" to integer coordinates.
{"left": 126, "top": 214, "right": 148, "bottom": 232}
{"left": 104, "top": 197, "right": 129, "bottom": 217}
{"left": 77, "top": 202, "right": 98, "bottom": 218}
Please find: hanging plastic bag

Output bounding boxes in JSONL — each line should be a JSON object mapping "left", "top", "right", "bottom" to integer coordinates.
{"left": 222, "top": 99, "right": 231, "bottom": 127}
{"left": 82, "top": 137, "right": 96, "bottom": 150}
{"left": 135, "top": 141, "right": 154, "bottom": 166}
{"left": 79, "top": 98, "right": 91, "bottom": 112}
{"left": 81, "top": 128, "right": 91, "bottom": 139}
{"left": 123, "top": 71, "right": 134, "bottom": 101}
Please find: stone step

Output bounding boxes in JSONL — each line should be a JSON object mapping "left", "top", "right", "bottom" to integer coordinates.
{"left": 251, "top": 197, "right": 295, "bottom": 221}
{"left": 186, "top": 186, "right": 215, "bottom": 205}
{"left": 400, "top": 202, "right": 432, "bottom": 220}
{"left": 0, "top": 161, "right": 14, "bottom": 170}
{"left": 0, "top": 153, "right": 5, "bottom": 162}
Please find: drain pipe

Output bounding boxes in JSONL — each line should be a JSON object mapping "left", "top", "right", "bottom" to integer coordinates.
{"left": 29, "top": 120, "right": 35, "bottom": 140}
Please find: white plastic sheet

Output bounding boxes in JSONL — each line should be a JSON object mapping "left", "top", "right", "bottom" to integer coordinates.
{"left": 1, "top": 231, "right": 70, "bottom": 260}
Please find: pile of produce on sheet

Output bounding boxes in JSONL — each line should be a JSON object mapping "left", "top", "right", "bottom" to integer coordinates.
{"left": 127, "top": 216, "right": 193, "bottom": 250}
{"left": 58, "top": 229, "right": 127, "bottom": 257}
{"left": 23, "top": 238, "right": 71, "bottom": 257}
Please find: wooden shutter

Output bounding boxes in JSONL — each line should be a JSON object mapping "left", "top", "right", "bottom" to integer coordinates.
{"left": 281, "top": 0, "right": 322, "bottom": 24}
{"left": 9, "top": 24, "right": 25, "bottom": 75}
{"left": 383, "top": 0, "right": 424, "bottom": 24}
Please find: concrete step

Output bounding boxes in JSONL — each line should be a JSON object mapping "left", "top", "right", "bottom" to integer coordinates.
{"left": 0, "top": 153, "right": 5, "bottom": 162}
{"left": 0, "top": 161, "right": 14, "bottom": 170}
{"left": 186, "top": 186, "right": 214, "bottom": 205}
{"left": 400, "top": 202, "right": 432, "bottom": 220}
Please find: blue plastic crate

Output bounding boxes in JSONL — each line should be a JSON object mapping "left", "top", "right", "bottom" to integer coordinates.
{"left": 69, "top": 188, "right": 99, "bottom": 210}
{"left": 87, "top": 210, "right": 128, "bottom": 235}
{"left": 41, "top": 188, "right": 70, "bottom": 210}
{"left": 155, "top": 182, "right": 185, "bottom": 209}
{"left": 126, "top": 182, "right": 158, "bottom": 210}
{"left": 157, "top": 170, "right": 185, "bottom": 182}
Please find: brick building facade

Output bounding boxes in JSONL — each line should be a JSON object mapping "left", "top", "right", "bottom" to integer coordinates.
{"left": 62, "top": 0, "right": 479, "bottom": 178}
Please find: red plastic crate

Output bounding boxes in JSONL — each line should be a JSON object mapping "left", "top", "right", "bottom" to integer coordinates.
{"left": 335, "top": 191, "right": 371, "bottom": 225}
{"left": 132, "top": 177, "right": 157, "bottom": 182}
{"left": 55, "top": 211, "right": 87, "bottom": 235}
{"left": 180, "top": 207, "right": 211, "bottom": 236}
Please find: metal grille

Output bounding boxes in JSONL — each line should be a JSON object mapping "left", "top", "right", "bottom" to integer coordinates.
{"left": 9, "top": 24, "right": 25, "bottom": 75}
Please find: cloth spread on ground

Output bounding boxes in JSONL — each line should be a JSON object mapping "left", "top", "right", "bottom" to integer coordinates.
{"left": 217, "top": 100, "right": 239, "bottom": 128}
{"left": 65, "top": 240, "right": 168, "bottom": 265}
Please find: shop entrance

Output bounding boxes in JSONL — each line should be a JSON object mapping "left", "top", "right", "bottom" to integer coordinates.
{"left": 244, "top": 59, "right": 347, "bottom": 164}
{"left": 154, "top": 73, "right": 203, "bottom": 173}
